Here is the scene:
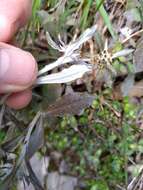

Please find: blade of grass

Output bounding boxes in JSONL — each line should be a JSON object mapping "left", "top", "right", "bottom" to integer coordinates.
{"left": 21, "top": 0, "right": 41, "bottom": 47}
{"left": 96, "top": 0, "right": 117, "bottom": 40}
{"left": 139, "top": 0, "right": 143, "bottom": 21}
{"left": 95, "top": 0, "right": 105, "bottom": 12}
{"left": 80, "top": 0, "right": 93, "bottom": 30}
{"left": 31, "top": 0, "right": 41, "bottom": 35}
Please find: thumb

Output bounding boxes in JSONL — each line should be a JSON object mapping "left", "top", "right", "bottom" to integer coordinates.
{"left": 0, "top": 43, "right": 37, "bottom": 93}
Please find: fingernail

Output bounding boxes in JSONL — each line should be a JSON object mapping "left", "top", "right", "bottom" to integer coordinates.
{"left": 0, "top": 47, "right": 37, "bottom": 93}
{"left": 0, "top": 49, "right": 10, "bottom": 78}
{"left": 0, "top": 48, "right": 22, "bottom": 92}
{"left": 0, "top": 14, "right": 13, "bottom": 42}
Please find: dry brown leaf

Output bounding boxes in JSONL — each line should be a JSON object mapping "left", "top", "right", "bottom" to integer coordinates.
{"left": 44, "top": 92, "right": 94, "bottom": 117}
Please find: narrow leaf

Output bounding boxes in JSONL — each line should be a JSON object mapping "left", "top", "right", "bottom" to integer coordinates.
{"left": 112, "top": 49, "right": 134, "bottom": 59}
{"left": 38, "top": 54, "right": 77, "bottom": 76}
{"left": 26, "top": 116, "right": 44, "bottom": 159}
{"left": 66, "top": 25, "right": 97, "bottom": 55}
{"left": 46, "top": 31, "right": 62, "bottom": 51}
{"left": 25, "top": 160, "right": 44, "bottom": 190}
{"left": 37, "top": 64, "right": 91, "bottom": 84}
{"left": 96, "top": 0, "right": 117, "bottom": 39}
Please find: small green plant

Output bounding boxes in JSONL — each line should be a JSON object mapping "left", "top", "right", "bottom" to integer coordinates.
{"left": 45, "top": 88, "right": 138, "bottom": 189}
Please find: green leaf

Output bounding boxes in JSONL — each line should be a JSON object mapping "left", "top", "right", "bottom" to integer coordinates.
{"left": 80, "top": 0, "right": 93, "bottom": 30}
{"left": 90, "top": 180, "right": 109, "bottom": 190}
{"left": 96, "top": 0, "right": 117, "bottom": 40}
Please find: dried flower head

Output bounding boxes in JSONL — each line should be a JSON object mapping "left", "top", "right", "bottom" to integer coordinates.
{"left": 36, "top": 25, "right": 134, "bottom": 85}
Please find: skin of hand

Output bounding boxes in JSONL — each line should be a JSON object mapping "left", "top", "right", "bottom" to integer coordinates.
{"left": 0, "top": 0, "right": 38, "bottom": 109}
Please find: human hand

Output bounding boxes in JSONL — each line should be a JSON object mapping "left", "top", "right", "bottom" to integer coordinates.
{"left": 0, "top": 0, "right": 38, "bottom": 109}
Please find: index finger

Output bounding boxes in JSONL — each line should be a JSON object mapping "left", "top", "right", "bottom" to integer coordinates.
{"left": 0, "top": 0, "right": 32, "bottom": 42}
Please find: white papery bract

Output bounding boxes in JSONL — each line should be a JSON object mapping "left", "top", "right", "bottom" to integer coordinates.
{"left": 37, "top": 25, "right": 97, "bottom": 83}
